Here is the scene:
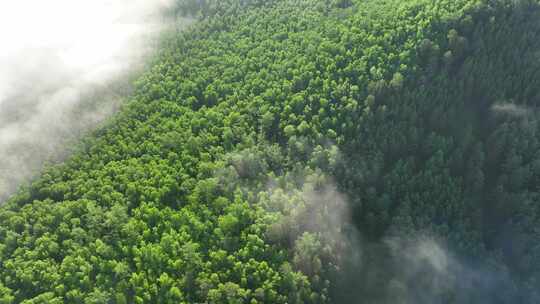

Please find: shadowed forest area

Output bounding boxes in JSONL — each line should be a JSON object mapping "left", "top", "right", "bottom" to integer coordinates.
{"left": 2, "top": 0, "right": 540, "bottom": 303}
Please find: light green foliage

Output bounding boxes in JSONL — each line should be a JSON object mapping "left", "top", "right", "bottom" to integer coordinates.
{"left": 2, "top": 0, "right": 540, "bottom": 303}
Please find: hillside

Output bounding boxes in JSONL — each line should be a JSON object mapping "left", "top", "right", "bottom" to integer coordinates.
{"left": 2, "top": 0, "right": 540, "bottom": 303}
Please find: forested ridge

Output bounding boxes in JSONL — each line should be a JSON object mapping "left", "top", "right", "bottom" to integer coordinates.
{"left": 2, "top": 0, "right": 540, "bottom": 303}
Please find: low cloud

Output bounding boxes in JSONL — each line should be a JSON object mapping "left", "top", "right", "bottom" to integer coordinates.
{"left": 221, "top": 142, "right": 532, "bottom": 302}
{"left": 0, "top": 0, "right": 191, "bottom": 200}
{"left": 257, "top": 162, "right": 524, "bottom": 303}
{"left": 332, "top": 231, "right": 524, "bottom": 303}
{"left": 491, "top": 103, "right": 530, "bottom": 117}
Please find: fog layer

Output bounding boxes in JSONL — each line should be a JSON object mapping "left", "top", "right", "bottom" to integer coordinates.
{"left": 0, "top": 0, "right": 180, "bottom": 199}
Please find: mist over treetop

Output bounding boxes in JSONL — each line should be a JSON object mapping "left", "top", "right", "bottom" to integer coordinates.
{"left": 1, "top": 0, "right": 540, "bottom": 303}
{"left": 0, "top": 0, "right": 189, "bottom": 200}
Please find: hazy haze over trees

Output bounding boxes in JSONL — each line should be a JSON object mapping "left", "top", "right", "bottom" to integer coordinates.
{"left": 1, "top": 0, "right": 540, "bottom": 303}
{"left": 0, "top": 0, "right": 187, "bottom": 199}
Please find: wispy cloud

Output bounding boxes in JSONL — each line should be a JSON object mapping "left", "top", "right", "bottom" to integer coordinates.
{"left": 0, "top": 0, "right": 187, "bottom": 200}
{"left": 491, "top": 102, "right": 530, "bottom": 117}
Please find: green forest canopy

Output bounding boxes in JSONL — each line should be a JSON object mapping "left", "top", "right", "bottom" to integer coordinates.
{"left": 2, "top": 0, "right": 540, "bottom": 303}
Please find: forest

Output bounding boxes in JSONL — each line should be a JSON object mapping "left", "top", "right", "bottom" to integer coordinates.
{"left": 2, "top": 0, "right": 540, "bottom": 303}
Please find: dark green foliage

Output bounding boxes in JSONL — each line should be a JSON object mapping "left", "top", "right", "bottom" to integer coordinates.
{"left": 2, "top": 0, "right": 540, "bottom": 303}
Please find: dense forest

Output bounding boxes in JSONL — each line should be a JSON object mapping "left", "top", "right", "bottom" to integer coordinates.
{"left": 2, "top": 0, "right": 540, "bottom": 302}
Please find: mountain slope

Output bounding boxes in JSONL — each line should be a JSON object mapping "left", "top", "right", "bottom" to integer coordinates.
{"left": 2, "top": 0, "right": 540, "bottom": 303}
